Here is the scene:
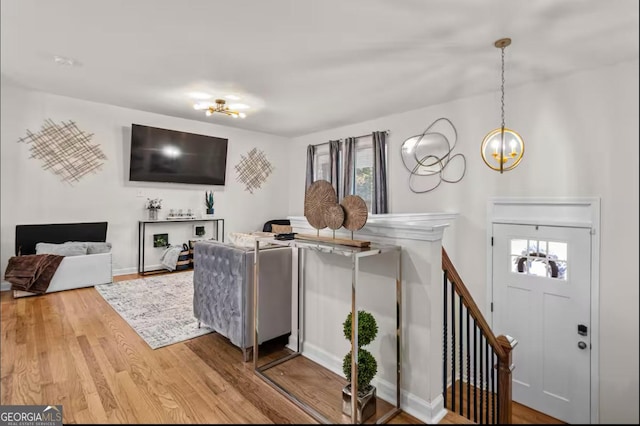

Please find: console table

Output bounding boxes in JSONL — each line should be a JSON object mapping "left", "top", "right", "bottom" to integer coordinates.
{"left": 253, "top": 236, "right": 402, "bottom": 424}
{"left": 137, "top": 218, "right": 224, "bottom": 275}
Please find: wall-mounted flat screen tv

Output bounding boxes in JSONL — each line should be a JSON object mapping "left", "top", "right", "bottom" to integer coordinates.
{"left": 129, "top": 124, "right": 228, "bottom": 185}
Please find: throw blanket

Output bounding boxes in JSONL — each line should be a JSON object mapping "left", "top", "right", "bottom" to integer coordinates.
{"left": 4, "top": 254, "right": 64, "bottom": 294}
{"left": 160, "top": 245, "right": 184, "bottom": 271}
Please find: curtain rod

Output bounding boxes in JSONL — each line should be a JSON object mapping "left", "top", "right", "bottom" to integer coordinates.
{"left": 311, "top": 130, "right": 390, "bottom": 147}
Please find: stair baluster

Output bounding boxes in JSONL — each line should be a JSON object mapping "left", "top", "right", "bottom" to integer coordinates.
{"left": 441, "top": 248, "right": 517, "bottom": 425}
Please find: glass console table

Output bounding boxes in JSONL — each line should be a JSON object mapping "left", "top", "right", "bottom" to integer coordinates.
{"left": 137, "top": 218, "right": 224, "bottom": 275}
{"left": 253, "top": 236, "right": 402, "bottom": 424}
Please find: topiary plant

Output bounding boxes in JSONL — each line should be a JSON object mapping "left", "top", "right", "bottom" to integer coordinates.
{"left": 342, "top": 310, "right": 378, "bottom": 393}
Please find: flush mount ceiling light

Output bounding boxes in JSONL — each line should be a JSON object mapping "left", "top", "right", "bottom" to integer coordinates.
{"left": 480, "top": 38, "right": 524, "bottom": 173}
{"left": 194, "top": 99, "right": 247, "bottom": 119}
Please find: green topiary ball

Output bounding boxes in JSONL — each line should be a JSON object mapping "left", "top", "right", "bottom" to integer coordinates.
{"left": 342, "top": 349, "right": 378, "bottom": 391}
{"left": 343, "top": 310, "right": 378, "bottom": 347}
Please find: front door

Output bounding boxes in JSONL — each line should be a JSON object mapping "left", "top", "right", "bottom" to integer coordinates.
{"left": 492, "top": 223, "right": 591, "bottom": 424}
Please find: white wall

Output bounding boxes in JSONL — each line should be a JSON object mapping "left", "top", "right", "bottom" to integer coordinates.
{"left": 0, "top": 79, "right": 291, "bottom": 275}
{"left": 287, "top": 60, "right": 639, "bottom": 424}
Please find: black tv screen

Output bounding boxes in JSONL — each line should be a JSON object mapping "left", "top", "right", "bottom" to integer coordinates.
{"left": 129, "top": 124, "right": 228, "bottom": 185}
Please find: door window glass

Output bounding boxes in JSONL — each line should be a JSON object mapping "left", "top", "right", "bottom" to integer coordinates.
{"left": 511, "top": 239, "right": 567, "bottom": 280}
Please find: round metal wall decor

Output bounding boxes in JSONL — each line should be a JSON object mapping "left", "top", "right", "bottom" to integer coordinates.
{"left": 324, "top": 204, "right": 345, "bottom": 230}
{"left": 400, "top": 117, "right": 466, "bottom": 193}
{"left": 341, "top": 195, "right": 368, "bottom": 231}
{"left": 304, "top": 180, "right": 337, "bottom": 229}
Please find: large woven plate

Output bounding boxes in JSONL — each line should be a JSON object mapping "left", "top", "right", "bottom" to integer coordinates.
{"left": 324, "top": 204, "right": 345, "bottom": 230}
{"left": 341, "top": 195, "right": 368, "bottom": 231}
{"left": 304, "top": 180, "right": 337, "bottom": 229}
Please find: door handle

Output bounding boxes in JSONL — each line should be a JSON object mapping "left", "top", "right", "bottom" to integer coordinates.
{"left": 577, "top": 341, "right": 587, "bottom": 350}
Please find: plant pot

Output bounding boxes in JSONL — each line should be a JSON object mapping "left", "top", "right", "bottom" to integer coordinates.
{"left": 206, "top": 208, "right": 214, "bottom": 215}
{"left": 148, "top": 209, "right": 158, "bottom": 221}
{"left": 342, "top": 384, "right": 376, "bottom": 423}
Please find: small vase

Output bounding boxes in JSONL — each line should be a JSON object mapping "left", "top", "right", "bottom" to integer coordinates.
{"left": 342, "top": 384, "right": 377, "bottom": 423}
{"left": 148, "top": 209, "right": 158, "bottom": 221}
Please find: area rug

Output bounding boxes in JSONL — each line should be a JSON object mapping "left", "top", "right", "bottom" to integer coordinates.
{"left": 95, "top": 271, "right": 212, "bottom": 349}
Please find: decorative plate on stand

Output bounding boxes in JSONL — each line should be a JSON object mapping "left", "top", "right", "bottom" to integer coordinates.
{"left": 304, "top": 180, "right": 337, "bottom": 230}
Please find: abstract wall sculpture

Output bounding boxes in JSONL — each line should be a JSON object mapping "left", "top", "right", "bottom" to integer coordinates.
{"left": 400, "top": 117, "right": 466, "bottom": 193}
{"left": 17, "top": 119, "right": 106, "bottom": 184}
{"left": 235, "top": 147, "right": 273, "bottom": 194}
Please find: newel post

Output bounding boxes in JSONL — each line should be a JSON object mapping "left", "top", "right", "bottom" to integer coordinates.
{"left": 497, "top": 335, "right": 517, "bottom": 424}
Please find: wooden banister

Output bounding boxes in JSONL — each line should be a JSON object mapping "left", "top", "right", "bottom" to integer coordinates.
{"left": 442, "top": 248, "right": 505, "bottom": 359}
{"left": 442, "top": 247, "right": 516, "bottom": 424}
{"left": 497, "top": 335, "right": 517, "bottom": 425}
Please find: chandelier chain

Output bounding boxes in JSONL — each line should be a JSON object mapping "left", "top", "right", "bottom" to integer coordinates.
{"left": 500, "top": 46, "right": 506, "bottom": 130}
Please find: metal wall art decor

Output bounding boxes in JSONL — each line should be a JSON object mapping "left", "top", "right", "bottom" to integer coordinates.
{"left": 400, "top": 117, "right": 466, "bottom": 193}
{"left": 235, "top": 147, "right": 273, "bottom": 194}
{"left": 17, "top": 119, "right": 106, "bottom": 184}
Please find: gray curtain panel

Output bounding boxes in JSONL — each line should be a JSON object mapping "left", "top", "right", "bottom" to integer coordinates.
{"left": 341, "top": 137, "right": 356, "bottom": 201}
{"left": 329, "top": 140, "right": 340, "bottom": 196}
{"left": 372, "top": 131, "right": 389, "bottom": 214}
{"left": 305, "top": 144, "right": 315, "bottom": 190}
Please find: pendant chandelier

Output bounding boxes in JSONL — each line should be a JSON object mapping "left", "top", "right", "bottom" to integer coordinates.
{"left": 480, "top": 38, "right": 524, "bottom": 173}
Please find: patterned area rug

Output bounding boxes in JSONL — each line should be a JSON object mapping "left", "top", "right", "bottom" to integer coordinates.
{"left": 95, "top": 271, "right": 212, "bottom": 349}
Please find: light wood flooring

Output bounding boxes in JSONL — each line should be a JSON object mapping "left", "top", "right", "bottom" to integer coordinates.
{"left": 0, "top": 273, "right": 557, "bottom": 424}
{"left": 444, "top": 380, "right": 565, "bottom": 425}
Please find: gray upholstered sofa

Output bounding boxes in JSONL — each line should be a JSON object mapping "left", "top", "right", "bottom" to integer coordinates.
{"left": 193, "top": 240, "right": 292, "bottom": 361}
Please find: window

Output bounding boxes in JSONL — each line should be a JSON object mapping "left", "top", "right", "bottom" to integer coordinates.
{"left": 311, "top": 135, "right": 381, "bottom": 213}
{"left": 510, "top": 239, "right": 568, "bottom": 280}
{"left": 353, "top": 136, "right": 373, "bottom": 211}
{"left": 313, "top": 145, "right": 331, "bottom": 182}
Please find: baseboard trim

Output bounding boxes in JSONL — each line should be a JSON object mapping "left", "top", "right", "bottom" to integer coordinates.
{"left": 294, "top": 340, "right": 446, "bottom": 424}
{"left": 113, "top": 267, "right": 138, "bottom": 276}
{"left": 1, "top": 281, "right": 11, "bottom": 292}
{"left": 113, "top": 264, "right": 165, "bottom": 276}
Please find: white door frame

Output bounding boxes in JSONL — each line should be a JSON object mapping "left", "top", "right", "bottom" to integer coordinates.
{"left": 486, "top": 197, "right": 600, "bottom": 424}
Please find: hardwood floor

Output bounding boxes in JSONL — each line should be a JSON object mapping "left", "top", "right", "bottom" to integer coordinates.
{"left": 0, "top": 275, "right": 556, "bottom": 424}
{"left": 444, "top": 380, "right": 565, "bottom": 424}
{"left": 1, "top": 275, "right": 426, "bottom": 424}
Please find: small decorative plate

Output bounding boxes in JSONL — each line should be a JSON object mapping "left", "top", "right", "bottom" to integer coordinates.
{"left": 304, "top": 180, "right": 337, "bottom": 230}
{"left": 341, "top": 195, "right": 368, "bottom": 231}
{"left": 324, "top": 204, "right": 345, "bottom": 230}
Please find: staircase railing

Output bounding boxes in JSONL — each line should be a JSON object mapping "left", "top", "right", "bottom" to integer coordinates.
{"left": 442, "top": 248, "right": 517, "bottom": 424}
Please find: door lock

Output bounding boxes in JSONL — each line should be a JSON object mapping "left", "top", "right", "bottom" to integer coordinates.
{"left": 578, "top": 324, "right": 588, "bottom": 336}
{"left": 578, "top": 341, "right": 587, "bottom": 350}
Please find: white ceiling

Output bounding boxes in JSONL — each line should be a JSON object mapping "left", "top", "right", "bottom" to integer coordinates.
{"left": 2, "top": 0, "right": 638, "bottom": 137}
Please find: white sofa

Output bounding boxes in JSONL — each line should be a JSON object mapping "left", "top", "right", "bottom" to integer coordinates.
{"left": 13, "top": 252, "right": 113, "bottom": 298}
{"left": 12, "top": 221, "right": 113, "bottom": 297}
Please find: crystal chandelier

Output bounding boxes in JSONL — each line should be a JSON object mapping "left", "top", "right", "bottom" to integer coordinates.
{"left": 480, "top": 38, "right": 524, "bottom": 173}
{"left": 194, "top": 99, "right": 246, "bottom": 119}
